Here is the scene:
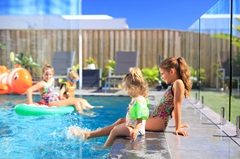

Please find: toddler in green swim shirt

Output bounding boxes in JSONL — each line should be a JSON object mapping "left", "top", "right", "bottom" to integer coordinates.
{"left": 70, "top": 67, "right": 149, "bottom": 146}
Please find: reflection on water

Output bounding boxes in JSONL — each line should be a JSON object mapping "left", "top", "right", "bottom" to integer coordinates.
{"left": 0, "top": 95, "right": 28, "bottom": 112}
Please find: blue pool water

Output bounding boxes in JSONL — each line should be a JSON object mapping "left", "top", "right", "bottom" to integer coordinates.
{"left": 0, "top": 94, "right": 130, "bottom": 159}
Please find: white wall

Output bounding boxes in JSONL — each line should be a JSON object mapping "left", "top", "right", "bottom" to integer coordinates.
{"left": 0, "top": 15, "right": 128, "bottom": 29}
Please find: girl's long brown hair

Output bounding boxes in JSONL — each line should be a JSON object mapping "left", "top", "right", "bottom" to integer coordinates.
{"left": 159, "top": 57, "right": 192, "bottom": 98}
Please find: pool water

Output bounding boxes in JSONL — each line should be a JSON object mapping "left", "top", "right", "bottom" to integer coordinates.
{"left": 0, "top": 94, "right": 130, "bottom": 159}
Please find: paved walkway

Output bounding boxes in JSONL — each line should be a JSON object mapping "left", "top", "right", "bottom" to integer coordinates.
{"left": 75, "top": 88, "right": 240, "bottom": 159}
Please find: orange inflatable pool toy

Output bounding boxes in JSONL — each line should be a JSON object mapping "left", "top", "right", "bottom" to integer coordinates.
{"left": 0, "top": 66, "right": 32, "bottom": 94}
{"left": 0, "top": 65, "right": 8, "bottom": 74}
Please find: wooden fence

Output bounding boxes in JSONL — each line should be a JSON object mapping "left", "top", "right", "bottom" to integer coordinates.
{"left": 0, "top": 29, "right": 239, "bottom": 87}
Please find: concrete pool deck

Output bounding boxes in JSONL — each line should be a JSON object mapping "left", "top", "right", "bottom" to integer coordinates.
{"left": 74, "top": 88, "right": 240, "bottom": 159}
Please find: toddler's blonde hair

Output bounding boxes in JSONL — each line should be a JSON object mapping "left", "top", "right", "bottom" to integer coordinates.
{"left": 68, "top": 70, "right": 79, "bottom": 81}
{"left": 122, "top": 67, "right": 148, "bottom": 97}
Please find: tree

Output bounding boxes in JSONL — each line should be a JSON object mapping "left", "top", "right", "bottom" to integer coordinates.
{"left": 212, "top": 17, "right": 240, "bottom": 85}
{"left": 211, "top": 17, "right": 240, "bottom": 47}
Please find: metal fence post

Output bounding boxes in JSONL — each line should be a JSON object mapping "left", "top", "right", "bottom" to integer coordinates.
{"left": 201, "top": 96, "right": 204, "bottom": 104}
{"left": 220, "top": 107, "right": 226, "bottom": 125}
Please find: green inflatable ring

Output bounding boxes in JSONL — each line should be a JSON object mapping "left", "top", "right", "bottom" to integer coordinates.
{"left": 14, "top": 103, "right": 75, "bottom": 116}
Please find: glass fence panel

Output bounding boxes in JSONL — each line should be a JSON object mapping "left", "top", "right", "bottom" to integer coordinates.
{"left": 188, "top": 0, "right": 240, "bottom": 126}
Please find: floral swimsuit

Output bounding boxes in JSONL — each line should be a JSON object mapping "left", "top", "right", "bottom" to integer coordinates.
{"left": 40, "top": 80, "right": 59, "bottom": 105}
{"left": 151, "top": 84, "right": 174, "bottom": 129}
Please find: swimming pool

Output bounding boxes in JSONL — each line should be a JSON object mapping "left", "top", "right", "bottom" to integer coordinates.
{"left": 0, "top": 94, "right": 130, "bottom": 159}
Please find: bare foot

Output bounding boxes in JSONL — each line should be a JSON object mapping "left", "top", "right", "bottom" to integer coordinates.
{"left": 181, "top": 123, "right": 190, "bottom": 128}
{"left": 93, "top": 106, "right": 104, "bottom": 108}
{"left": 69, "top": 127, "right": 89, "bottom": 140}
{"left": 86, "top": 105, "right": 104, "bottom": 109}
{"left": 77, "top": 110, "right": 85, "bottom": 115}
{"left": 84, "top": 111, "right": 96, "bottom": 117}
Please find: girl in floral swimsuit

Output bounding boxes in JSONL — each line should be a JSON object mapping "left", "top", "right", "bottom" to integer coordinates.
{"left": 151, "top": 84, "right": 174, "bottom": 130}
{"left": 145, "top": 57, "right": 191, "bottom": 136}
{"left": 39, "top": 78, "right": 59, "bottom": 104}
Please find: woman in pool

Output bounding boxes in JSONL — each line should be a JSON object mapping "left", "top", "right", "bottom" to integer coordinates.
{"left": 70, "top": 56, "right": 191, "bottom": 138}
{"left": 26, "top": 64, "right": 103, "bottom": 115}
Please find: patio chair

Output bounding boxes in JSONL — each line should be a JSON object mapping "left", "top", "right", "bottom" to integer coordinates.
{"left": 105, "top": 51, "right": 138, "bottom": 89}
{"left": 52, "top": 51, "right": 75, "bottom": 87}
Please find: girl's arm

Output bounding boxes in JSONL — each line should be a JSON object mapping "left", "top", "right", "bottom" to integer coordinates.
{"left": 26, "top": 81, "right": 44, "bottom": 104}
{"left": 171, "top": 111, "right": 189, "bottom": 128}
{"left": 59, "top": 84, "right": 67, "bottom": 100}
{"left": 173, "top": 79, "right": 188, "bottom": 136}
{"left": 131, "top": 118, "right": 142, "bottom": 141}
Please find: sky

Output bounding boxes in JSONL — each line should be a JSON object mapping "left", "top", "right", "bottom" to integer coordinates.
{"left": 0, "top": 0, "right": 220, "bottom": 31}
{"left": 82, "top": 0, "right": 220, "bottom": 30}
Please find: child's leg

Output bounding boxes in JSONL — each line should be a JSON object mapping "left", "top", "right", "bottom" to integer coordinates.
{"left": 72, "top": 101, "right": 95, "bottom": 116}
{"left": 70, "top": 118, "right": 126, "bottom": 139}
{"left": 79, "top": 98, "right": 103, "bottom": 109}
{"left": 104, "top": 123, "right": 132, "bottom": 147}
{"left": 75, "top": 101, "right": 84, "bottom": 114}
{"left": 50, "top": 99, "right": 95, "bottom": 116}
{"left": 49, "top": 99, "right": 83, "bottom": 114}
{"left": 49, "top": 98, "right": 77, "bottom": 107}
{"left": 146, "top": 116, "right": 189, "bottom": 131}
{"left": 145, "top": 117, "right": 166, "bottom": 131}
